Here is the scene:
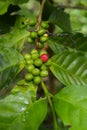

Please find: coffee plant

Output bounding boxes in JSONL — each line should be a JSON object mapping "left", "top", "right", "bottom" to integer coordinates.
{"left": 0, "top": 0, "right": 87, "bottom": 130}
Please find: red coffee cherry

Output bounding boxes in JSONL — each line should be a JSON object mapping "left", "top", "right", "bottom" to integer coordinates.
{"left": 40, "top": 54, "right": 49, "bottom": 62}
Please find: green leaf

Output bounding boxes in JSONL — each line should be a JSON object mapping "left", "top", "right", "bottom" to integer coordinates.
{"left": 17, "top": 9, "right": 36, "bottom": 19}
{"left": 53, "top": 86, "right": 87, "bottom": 130}
{"left": 0, "top": 29, "right": 30, "bottom": 48}
{"left": 70, "top": 33, "right": 87, "bottom": 52}
{"left": 0, "top": 92, "right": 47, "bottom": 130}
{"left": 11, "top": 0, "right": 29, "bottom": 4}
{"left": 50, "top": 50, "right": 87, "bottom": 86}
{"left": 48, "top": 33, "right": 87, "bottom": 53}
{"left": 12, "top": 80, "right": 38, "bottom": 99}
{"left": 49, "top": 8, "right": 72, "bottom": 32}
{"left": 42, "top": 0, "right": 55, "bottom": 20}
{"left": 48, "top": 37, "right": 66, "bottom": 54}
{"left": 0, "top": 1, "right": 10, "bottom": 15}
{"left": 0, "top": 47, "right": 24, "bottom": 90}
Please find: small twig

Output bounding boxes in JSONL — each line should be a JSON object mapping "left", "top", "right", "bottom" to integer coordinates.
{"left": 36, "top": 0, "right": 45, "bottom": 49}
{"left": 37, "top": 0, "right": 45, "bottom": 30}
{"left": 41, "top": 81, "right": 59, "bottom": 130}
{"left": 47, "top": 32, "right": 77, "bottom": 49}
{"left": 57, "top": 4, "right": 87, "bottom": 10}
{"left": 47, "top": 32, "right": 69, "bottom": 37}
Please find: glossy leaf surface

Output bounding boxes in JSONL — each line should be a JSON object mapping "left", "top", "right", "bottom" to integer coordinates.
{"left": 0, "top": 92, "right": 47, "bottom": 130}
{"left": 49, "top": 8, "right": 72, "bottom": 32}
{"left": 48, "top": 33, "right": 87, "bottom": 54}
{"left": 50, "top": 51, "right": 87, "bottom": 86}
{"left": 0, "top": 47, "right": 24, "bottom": 90}
{"left": 0, "top": 29, "right": 30, "bottom": 48}
{"left": 54, "top": 86, "right": 87, "bottom": 130}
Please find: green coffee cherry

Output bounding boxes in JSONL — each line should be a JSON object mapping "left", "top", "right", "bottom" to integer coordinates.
{"left": 27, "top": 65, "right": 34, "bottom": 72}
{"left": 24, "top": 54, "right": 31, "bottom": 60}
{"left": 27, "top": 37, "right": 33, "bottom": 43}
{"left": 32, "top": 68, "right": 40, "bottom": 75}
{"left": 40, "top": 36, "right": 48, "bottom": 43}
{"left": 40, "top": 65, "right": 47, "bottom": 70}
{"left": 31, "top": 49, "right": 38, "bottom": 54}
{"left": 39, "top": 50, "right": 47, "bottom": 56}
{"left": 25, "top": 74, "right": 33, "bottom": 81}
{"left": 29, "top": 19, "right": 37, "bottom": 26}
{"left": 26, "top": 59, "right": 33, "bottom": 64}
{"left": 31, "top": 53, "right": 39, "bottom": 60}
{"left": 41, "top": 21, "right": 49, "bottom": 29}
{"left": 45, "top": 59, "right": 51, "bottom": 66}
{"left": 38, "top": 42, "right": 44, "bottom": 49}
{"left": 30, "top": 32, "right": 38, "bottom": 39}
{"left": 40, "top": 70, "right": 48, "bottom": 77}
{"left": 33, "top": 76, "right": 41, "bottom": 84}
{"left": 34, "top": 59, "right": 42, "bottom": 67}
{"left": 38, "top": 29, "right": 46, "bottom": 36}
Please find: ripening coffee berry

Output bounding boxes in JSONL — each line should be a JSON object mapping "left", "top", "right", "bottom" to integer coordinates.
{"left": 40, "top": 54, "right": 49, "bottom": 62}
{"left": 32, "top": 68, "right": 40, "bottom": 75}
{"left": 25, "top": 74, "right": 33, "bottom": 81}
{"left": 27, "top": 65, "right": 34, "bottom": 72}
{"left": 33, "top": 76, "right": 41, "bottom": 84}
{"left": 41, "top": 21, "right": 49, "bottom": 29}
{"left": 30, "top": 32, "right": 38, "bottom": 39}
{"left": 40, "top": 70, "right": 48, "bottom": 77}
{"left": 44, "top": 33, "right": 49, "bottom": 37}
{"left": 40, "top": 36, "right": 48, "bottom": 43}
{"left": 34, "top": 59, "right": 42, "bottom": 67}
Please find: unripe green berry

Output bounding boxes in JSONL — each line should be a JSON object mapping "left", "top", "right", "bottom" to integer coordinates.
{"left": 38, "top": 29, "right": 46, "bottom": 36}
{"left": 40, "top": 65, "right": 47, "bottom": 70}
{"left": 30, "top": 32, "right": 38, "bottom": 39}
{"left": 27, "top": 37, "right": 33, "bottom": 43}
{"left": 39, "top": 50, "right": 47, "bottom": 56}
{"left": 27, "top": 65, "right": 34, "bottom": 72}
{"left": 31, "top": 53, "right": 39, "bottom": 60}
{"left": 45, "top": 59, "right": 51, "bottom": 66}
{"left": 40, "top": 36, "right": 48, "bottom": 43}
{"left": 29, "top": 19, "right": 37, "bottom": 26}
{"left": 41, "top": 21, "right": 49, "bottom": 29}
{"left": 26, "top": 59, "right": 33, "bottom": 65}
{"left": 38, "top": 42, "right": 44, "bottom": 49}
{"left": 25, "top": 74, "right": 33, "bottom": 81}
{"left": 31, "top": 49, "right": 38, "bottom": 54}
{"left": 33, "top": 76, "right": 41, "bottom": 84}
{"left": 40, "top": 70, "right": 48, "bottom": 77}
{"left": 24, "top": 54, "right": 31, "bottom": 60}
{"left": 34, "top": 59, "right": 42, "bottom": 67}
{"left": 32, "top": 68, "right": 40, "bottom": 75}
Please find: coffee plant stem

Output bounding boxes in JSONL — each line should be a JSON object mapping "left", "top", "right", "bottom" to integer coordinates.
{"left": 36, "top": 0, "right": 45, "bottom": 49}
{"left": 57, "top": 4, "right": 87, "bottom": 10}
{"left": 41, "top": 81, "right": 59, "bottom": 130}
{"left": 37, "top": 0, "right": 45, "bottom": 30}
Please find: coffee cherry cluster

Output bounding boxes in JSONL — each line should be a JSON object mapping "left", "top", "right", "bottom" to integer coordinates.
{"left": 24, "top": 49, "right": 50, "bottom": 86}
{"left": 27, "top": 21, "right": 49, "bottom": 48}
